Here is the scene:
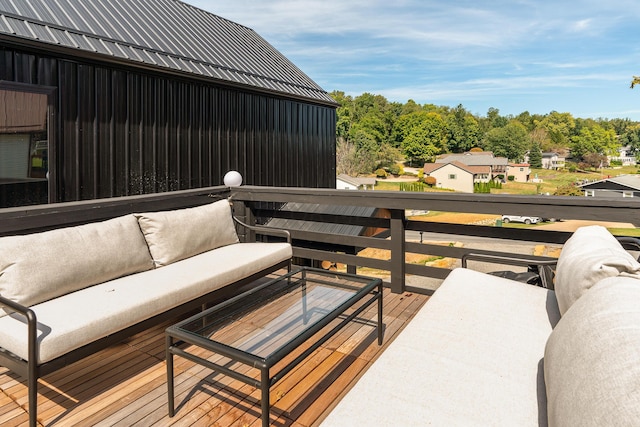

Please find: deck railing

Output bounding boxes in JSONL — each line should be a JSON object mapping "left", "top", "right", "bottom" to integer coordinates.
{"left": 231, "top": 186, "right": 640, "bottom": 293}
{"left": 2, "top": 185, "right": 639, "bottom": 295}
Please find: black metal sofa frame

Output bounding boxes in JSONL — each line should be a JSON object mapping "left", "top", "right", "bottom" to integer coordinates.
{"left": 0, "top": 217, "right": 291, "bottom": 427}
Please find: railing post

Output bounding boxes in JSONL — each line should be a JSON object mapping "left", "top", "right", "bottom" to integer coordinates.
{"left": 390, "top": 208, "right": 406, "bottom": 293}
{"left": 231, "top": 200, "right": 256, "bottom": 243}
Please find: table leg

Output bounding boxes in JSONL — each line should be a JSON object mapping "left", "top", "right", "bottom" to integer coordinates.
{"left": 261, "top": 368, "right": 270, "bottom": 426}
{"left": 166, "top": 335, "right": 175, "bottom": 417}
{"left": 377, "top": 283, "right": 383, "bottom": 345}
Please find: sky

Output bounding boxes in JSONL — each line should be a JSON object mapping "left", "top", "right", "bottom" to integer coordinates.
{"left": 187, "top": 0, "right": 640, "bottom": 120}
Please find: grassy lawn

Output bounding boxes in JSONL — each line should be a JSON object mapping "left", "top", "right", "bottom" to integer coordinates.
{"left": 374, "top": 180, "right": 454, "bottom": 192}
{"left": 495, "top": 166, "right": 640, "bottom": 195}
{"left": 607, "top": 227, "right": 640, "bottom": 237}
{"left": 374, "top": 166, "right": 639, "bottom": 195}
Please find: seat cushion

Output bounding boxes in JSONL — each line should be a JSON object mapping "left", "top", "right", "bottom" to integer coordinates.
{"left": 321, "top": 268, "right": 560, "bottom": 427}
{"left": 0, "top": 215, "right": 153, "bottom": 312}
{"left": 0, "top": 242, "right": 291, "bottom": 364}
{"left": 554, "top": 225, "right": 640, "bottom": 315}
{"left": 135, "top": 199, "right": 239, "bottom": 267}
{"left": 544, "top": 276, "right": 640, "bottom": 426}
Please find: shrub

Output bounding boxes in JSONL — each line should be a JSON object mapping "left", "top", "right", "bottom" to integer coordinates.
{"left": 507, "top": 175, "right": 515, "bottom": 181}
{"left": 474, "top": 182, "right": 490, "bottom": 193}
{"left": 424, "top": 176, "right": 437, "bottom": 187}
{"left": 554, "top": 184, "right": 583, "bottom": 196}
{"left": 399, "top": 182, "right": 425, "bottom": 192}
{"left": 375, "top": 168, "right": 387, "bottom": 178}
{"left": 388, "top": 164, "right": 401, "bottom": 175}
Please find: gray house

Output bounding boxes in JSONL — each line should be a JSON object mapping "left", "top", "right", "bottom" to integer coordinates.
{"left": 578, "top": 175, "right": 640, "bottom": 198}
{"left": 0, "top": 0, "right": 336, "bottom": 208}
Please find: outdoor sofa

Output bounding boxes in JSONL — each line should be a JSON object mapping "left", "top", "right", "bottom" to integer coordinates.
{"left": 321, "top": 225, "right": 640, "bottom": 426}
{"left": 0, "top": 199, "right": 292, "bottom": 427}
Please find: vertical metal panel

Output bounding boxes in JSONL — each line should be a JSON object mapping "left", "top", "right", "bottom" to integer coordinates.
{"left": 2, "top": 46, "right": 336, "bottom": 204}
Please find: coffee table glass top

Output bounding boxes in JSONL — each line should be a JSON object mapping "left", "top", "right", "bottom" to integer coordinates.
{"left": 171, "top": 268, "right": 379, "bottom": 360}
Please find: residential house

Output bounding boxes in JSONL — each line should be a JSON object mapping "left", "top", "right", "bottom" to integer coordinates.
{"left": 423, "top": 161, "right": 490, "bottom": 193}
{"left": 435, "top": 152, "right": 508, "bottom": 180}
{"left": 578, "top": 175, "right": 640, "bottom": 198}
{"left": 336, "top": 174, "right": 377, "bottom": 190}
{"left": 608, "top": 146, "right": 637, "bottom": 166}
{"left": 541, "top": 153, "right": 566, "bottom": 170}
{"left": 0, "top": 0, "right": 336, "bottom": 208}
{"left": 507, "top": 163, "right": 531, "bottom": 182}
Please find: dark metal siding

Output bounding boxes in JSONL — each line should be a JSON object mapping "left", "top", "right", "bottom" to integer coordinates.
{"left": 1, "top": 45, "right": 336, "bottom": 202}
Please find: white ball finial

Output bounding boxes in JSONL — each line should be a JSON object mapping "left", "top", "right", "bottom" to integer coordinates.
{"left": 223, "top": 170, "right": 243, "bottom": 187}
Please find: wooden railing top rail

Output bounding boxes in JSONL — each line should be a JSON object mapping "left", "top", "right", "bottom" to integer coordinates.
{"left": 232, "top": 186, "right": 640, "bottom": 224}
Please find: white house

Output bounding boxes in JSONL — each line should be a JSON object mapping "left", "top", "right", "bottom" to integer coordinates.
{"left": 608, "top": 146, "right": 637, "bottom": 166}
{"left": 336, "top": 174, "right": 376, "bottom": 190}
{"left": 423, "top": 161, "right": 490, "bottom": 193}
{"left": 541, "top": 152, "right": 566, "bottom": 170}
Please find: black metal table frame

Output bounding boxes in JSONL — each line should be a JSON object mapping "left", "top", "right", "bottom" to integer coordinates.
{"left": 165, "top": 267, "right": 383, "bottom": 427}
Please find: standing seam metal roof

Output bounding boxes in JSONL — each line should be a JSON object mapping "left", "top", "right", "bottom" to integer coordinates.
{"left": 0, "top": 0, "right": 334, "bottom": 104}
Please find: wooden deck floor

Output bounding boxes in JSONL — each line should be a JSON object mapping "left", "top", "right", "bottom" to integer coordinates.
{"left": 0, "top": 287, "right": 429, "bottom": 427}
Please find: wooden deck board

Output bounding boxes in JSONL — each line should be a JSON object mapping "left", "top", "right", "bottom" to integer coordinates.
{"left": 0, "top": 286, "right": 428, "bottom": 426}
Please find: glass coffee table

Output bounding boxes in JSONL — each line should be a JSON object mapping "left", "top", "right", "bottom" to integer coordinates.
{"left": 165, "top": 267, "right": 383, "bottom": 426}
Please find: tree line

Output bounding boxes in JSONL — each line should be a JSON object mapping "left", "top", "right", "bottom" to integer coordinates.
{"left": 332, "top": 91, "right": 640, "bottom": 175}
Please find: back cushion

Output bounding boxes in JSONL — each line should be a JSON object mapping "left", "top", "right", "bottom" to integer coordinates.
{"left": 135, "top": 199, "right": 239, "bottom": 267}
{"left": 0, "top": 215, "right": 154, "bottom": 310}
{"left": 554, "top": 225, "right": 640, "bottom": 315}
{"left": 544, "top": 277, "right": 640, "bottom": 426}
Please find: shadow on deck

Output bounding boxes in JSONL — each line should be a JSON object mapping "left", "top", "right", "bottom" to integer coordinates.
{"left": 0, "top": 284, "right": 428, "bottom": 427}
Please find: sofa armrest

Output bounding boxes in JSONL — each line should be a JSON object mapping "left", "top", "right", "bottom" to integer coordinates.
{"left": 462, "top": 252, "right": 557, "bottom": 289}
{"left": 617, "top": 236, "right": 640, "bottom": 261}
{"left": 232, "top": 216, "right": 291, "bottom": 244}
{"left": 0, "top": 295, "right": 39, "bottom": 364}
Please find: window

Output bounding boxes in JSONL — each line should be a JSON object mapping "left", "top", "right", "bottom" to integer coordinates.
{"left": 448, "top": 174, "right": 457, "bottom": 180}
{"left": 0, "top": 83, "right": 54, "bottom": 208}
{"left": 623, "top": 191, "right": 634, "bottom": 198}
{"left": 585, "top": 190, "right": 595, "bottom": 197}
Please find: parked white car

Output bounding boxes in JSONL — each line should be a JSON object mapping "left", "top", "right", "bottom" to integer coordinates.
{"left": 501, "top": 215, "right": 542, "bottom": 225}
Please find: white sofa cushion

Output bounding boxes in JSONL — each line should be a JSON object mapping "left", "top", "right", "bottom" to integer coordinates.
{"left": 544, "top": 276, "right": 640, "bottom": 426}
{"left": 135, "top": 199, "right": 239, "bottom": 267}
{"left": 320, "top": 268, "right": 560, "bottom": 427}
{"left": 0, "top": 242, "right": 291, "bottom": 364}
{"left": 554, "top": 225, "right": 640, "bottom": 315}
{"left": 0, "top": 215, "right": 153, "bottom": 311}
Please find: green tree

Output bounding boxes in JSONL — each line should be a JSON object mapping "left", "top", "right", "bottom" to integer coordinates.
{"left": 446, "top": 104, "right": 480, "bottom": 153}
{"left": 392, "top": 111, "right": 429, "bottom": 147}
{"left": 401, "top": 99, "right": 422, "bottom": 115}
{"left": 620, "top": 124, "right": 640, "bottom": 154}
{"left": 536, "top": 111, "right": 575, "bottom": 147}
{"left": 528, "top": 142, "right": 543, "bottom": 168}
{"left": 330, "top": 91, "right": 354, "bottom": 142}
{"left": 401, "top": 112, "right": 448, "bottom": 164}
{"left": 483, "top": 121, "right": 529, "bottom": 161}
{"left": 570, "top": 124, "right": 618, "bottom": 159}
{"left": 376, "top": 143, "right": 403, "bottom": 170}
{"left": 350, "top": 113, "right": 387, "bottom": 149}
